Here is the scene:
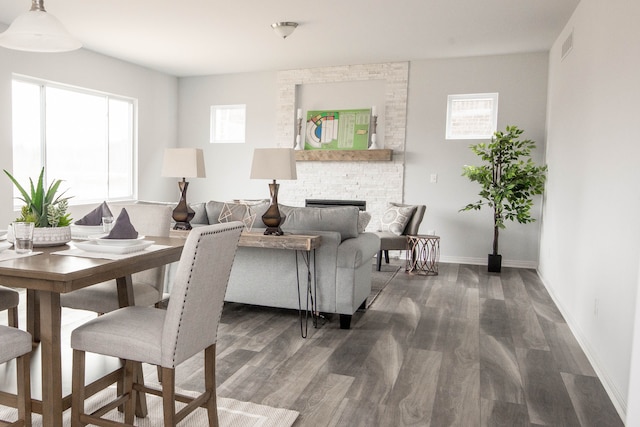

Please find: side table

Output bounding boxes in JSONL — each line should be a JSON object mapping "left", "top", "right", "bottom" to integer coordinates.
{"left": 406, "top": 234, "right": 440, "bottom": 275}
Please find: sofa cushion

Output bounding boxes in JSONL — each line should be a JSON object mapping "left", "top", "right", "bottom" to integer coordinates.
{"left": 190, "top": 202, "right": 208, "bottom": 225}
{"left": 280, "top": 205, "right": 359, "bottom": 242}
{"left": 205, "top": 201, "right": 226, "bottom": 224}
{"left": 380, "top": 204, "right": 417, "bottom": 235}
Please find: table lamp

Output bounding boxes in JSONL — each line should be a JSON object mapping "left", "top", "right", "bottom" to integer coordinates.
{"left": 162, "top": 148, "right": 206, "bottom": 230}
{"left": 250, "top": 148, "right": 297, "bottom": 235}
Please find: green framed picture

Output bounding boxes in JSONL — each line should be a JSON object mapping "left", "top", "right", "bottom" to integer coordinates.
{"left": 304, "top": 108, "right": 371, "bottom": 150}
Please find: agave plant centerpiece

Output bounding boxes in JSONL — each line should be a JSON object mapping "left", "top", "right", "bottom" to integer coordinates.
{"left": 4, "top": 167, "right": 73, "bottom": 246}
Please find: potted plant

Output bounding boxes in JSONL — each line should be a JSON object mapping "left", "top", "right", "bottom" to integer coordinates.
{"left": 460, "top": 125, "right": 547, "bottom": 272}
{"left": 4, "top": 167, "right": 73, "bottom": 246}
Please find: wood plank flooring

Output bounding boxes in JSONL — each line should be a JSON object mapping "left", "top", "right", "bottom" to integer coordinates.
{"left": 0, "top": 262, "right": 624, "bottom": 426}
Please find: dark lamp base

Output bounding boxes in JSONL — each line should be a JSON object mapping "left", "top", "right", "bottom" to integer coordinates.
{"left": 263, "top": 226, "right": 284, "bottom": 236}
{"left": 173, "top": 221, "right": 192, "bottom": 231}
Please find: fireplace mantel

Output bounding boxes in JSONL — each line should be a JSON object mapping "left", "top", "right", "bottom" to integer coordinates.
{"left": 294, "top": 149, "right": 392, "bottom": 162}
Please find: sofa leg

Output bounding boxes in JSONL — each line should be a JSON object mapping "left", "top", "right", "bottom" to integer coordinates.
{"left": 377, "top": 250, "right": 382, "bottom": 271}
{"left": 339, "top": 314, "right": 352, "bottom": 329}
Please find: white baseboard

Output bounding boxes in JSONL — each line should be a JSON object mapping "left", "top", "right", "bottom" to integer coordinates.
{"left": 382, "top": 251, "right": 538, "bottom": 269}
{"left": 535, "top": 270, "right": 627, "bottom": 422}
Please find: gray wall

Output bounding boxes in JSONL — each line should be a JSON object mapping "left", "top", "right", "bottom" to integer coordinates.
{"left": 178, "top": 52, "right": 549, "bottom": 267}
{"left": 0, "top": 31, "right": 178, "bottom": 227}
{"left": 541, "top": 0, "right": 640, "bottom": 419}
{"left": 405, "top": 53, "right": 549, "bottom": 266}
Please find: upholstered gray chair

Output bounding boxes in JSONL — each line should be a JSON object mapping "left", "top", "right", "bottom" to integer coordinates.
{"left": 60, "top": 203, "right": 172, "bottom": 313}
{"left": 0, "top": 325, "right": 32, "bottom": 427}
{"left": 374, "top": 203, "right": 426, "bottom": 271}
{"left": 71, "top": 222, "right": 244, "bottom": 427}
{"left": 0, "top": 286, "right": 20, "bottom": 327}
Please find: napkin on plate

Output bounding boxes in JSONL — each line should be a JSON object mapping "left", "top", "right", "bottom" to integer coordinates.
{"left": 75, "top": 202, "right": 112, "bottom": 225}
{"left": 102, "top": 208, "right": 138, "bottom": 239}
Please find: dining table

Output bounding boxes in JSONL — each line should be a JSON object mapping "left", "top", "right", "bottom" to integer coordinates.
{"left": 0, "top": 235, "right": 185, "bottom": 427}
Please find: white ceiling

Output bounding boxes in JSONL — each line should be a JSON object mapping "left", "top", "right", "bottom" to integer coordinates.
{"left": 0, "top": 0, "right": 580, "bottom": 77}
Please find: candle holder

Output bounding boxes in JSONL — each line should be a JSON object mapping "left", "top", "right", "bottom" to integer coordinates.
{"left": 369, "top": 113, "right": 379, "bottom": 150}
{"left": 294, "top": 116, "right": 304, "bottom": 150}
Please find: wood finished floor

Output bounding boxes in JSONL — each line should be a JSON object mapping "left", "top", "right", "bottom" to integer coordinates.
{"left": 1, "top": 262, "right": 625, "bottom": 426}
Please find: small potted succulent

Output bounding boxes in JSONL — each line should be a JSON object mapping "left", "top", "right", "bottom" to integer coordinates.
{"left": 4, "top": 167, "right": 73, "bottom": 246}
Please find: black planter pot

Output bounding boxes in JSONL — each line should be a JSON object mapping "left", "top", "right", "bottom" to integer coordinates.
{"left": 488, "top": 254, "right": 502, "bottom": 273}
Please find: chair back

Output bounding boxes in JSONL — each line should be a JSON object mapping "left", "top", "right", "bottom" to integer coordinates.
{"left": 405, "top": 205, "right": 426, "bottom": 235}
{"left": 161, "top": 222, "right": 243, "bottom": 368}
{"left": 114, "top": 204, "right": 172, "bottom": 293}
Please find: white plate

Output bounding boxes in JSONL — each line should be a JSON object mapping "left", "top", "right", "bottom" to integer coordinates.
{"left": 74, "top": 240, "right": 154, "bottom": 254}
{"left": 0, "top": 241, "right": 11, "bottom": 252}
{"left": 70, "top": 225, "right": 104, "bottom": 239}
{"left": 87, "top": 235, "right": 146, "bottom": 246}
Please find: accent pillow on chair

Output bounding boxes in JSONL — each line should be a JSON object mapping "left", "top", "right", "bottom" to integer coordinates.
{"left": 380, "top": 204, "right": 417, "bottom": 235}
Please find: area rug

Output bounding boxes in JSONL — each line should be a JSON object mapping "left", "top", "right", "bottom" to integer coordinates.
{"left": 368, "top": 259, "right": 402, "bottom": 308}
{"left": 0, "top": 386, "right": 298, "bottom": 427}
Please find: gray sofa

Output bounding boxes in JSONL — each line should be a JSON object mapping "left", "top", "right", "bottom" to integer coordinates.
{"left": 192, "top": 201, "right": 380, "bottom": 329}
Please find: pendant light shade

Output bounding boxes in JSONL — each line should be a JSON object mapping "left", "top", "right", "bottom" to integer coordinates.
{"left": 0, "top": 0, "right": 82, "bottom": 53}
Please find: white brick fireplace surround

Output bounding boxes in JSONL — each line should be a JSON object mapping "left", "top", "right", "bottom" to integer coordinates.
{"left": 276, "top": 62, "right": 409, "bottom": 232}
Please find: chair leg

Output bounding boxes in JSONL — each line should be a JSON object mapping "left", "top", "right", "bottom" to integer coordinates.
{"left": 377, "top": 250, "right": 382, "bottom": 271}
{"left": 16, "top": 351, "right": 31, "bottom": 427}
{"left": 71, "top": 349, "right": 86, "bottom": 427}
{"left": 123, "top": 360, "right": 137, "bottom": 425}
{"left": 162, "top": 367, "right": 176, "bottom": 427}
{"left": 205, "top": 344, "right": 219, "bottom": 427}
{"left": 384, "top": 250, "right": 390, "bottom": 264}
{"left": 8, "top": 306, "right": 18, "bottom": 328}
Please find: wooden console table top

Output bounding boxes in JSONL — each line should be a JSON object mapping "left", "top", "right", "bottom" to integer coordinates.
{"left": 171, "top": 229, "right": 322, "bottom": 252}
{"left": 239, "top": 231, "right": 322, "bottom": 251}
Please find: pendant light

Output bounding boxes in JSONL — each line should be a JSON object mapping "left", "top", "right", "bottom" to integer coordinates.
{"left": 0, "top": 0, "right": 82, "bottom": 53}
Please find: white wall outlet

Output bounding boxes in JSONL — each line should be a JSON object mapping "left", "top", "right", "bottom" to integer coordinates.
{"left": 430, "top": 173, "right": 438, "bottom": 183}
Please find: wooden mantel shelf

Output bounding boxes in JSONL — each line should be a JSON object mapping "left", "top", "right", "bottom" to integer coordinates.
{"left": 294, "top": 149, "right": 393, "bottom": 162}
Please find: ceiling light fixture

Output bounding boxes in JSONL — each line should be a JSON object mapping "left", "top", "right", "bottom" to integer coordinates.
{"left": 271, "top": 22, "right": 298, "bottom": 39}
{"left": 0, "top": 0, "right": 82, "bottom": 53}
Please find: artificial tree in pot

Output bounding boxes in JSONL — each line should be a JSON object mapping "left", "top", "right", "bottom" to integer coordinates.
{"left": 460, "top": 125, "right": 547, "bottom": 272}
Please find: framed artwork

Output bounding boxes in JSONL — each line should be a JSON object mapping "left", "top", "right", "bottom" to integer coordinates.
{"left": 304, "top": 108, "right": 371, "bottom": 150}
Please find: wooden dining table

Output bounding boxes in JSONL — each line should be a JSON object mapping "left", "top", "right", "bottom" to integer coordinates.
{"left": 0, "top": 235, "right": 185, "bottom": 427}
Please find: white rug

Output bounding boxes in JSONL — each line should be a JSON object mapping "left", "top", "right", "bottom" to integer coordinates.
{"left": 0, "top": 386, "right": 299, "bottom": 426}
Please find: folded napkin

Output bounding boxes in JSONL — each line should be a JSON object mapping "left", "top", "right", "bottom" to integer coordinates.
{"left": 103, "top": 208, "right": 138, "bottom": 239}
{"left": 75, "top": 201, "right": 113, "bottom": 225}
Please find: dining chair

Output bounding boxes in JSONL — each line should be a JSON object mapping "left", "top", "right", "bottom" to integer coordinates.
{"left": 374, "top": 203, "right": 426, "bottom": 271}
{"left": 0, "top": 286, "right": 20, "bottom": 327}
{"left": 0, "top": 325, "right": 32, "bottom": 427}
{"left": 60, "top": 203, "right": 173, "bottom": 313}
{"left": 70, "top": 222, "right": 244, "bottom": 427}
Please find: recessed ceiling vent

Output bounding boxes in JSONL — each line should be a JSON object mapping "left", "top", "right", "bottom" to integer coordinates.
{"left": 561, "top": 30, "right": 574, "bottom": 60}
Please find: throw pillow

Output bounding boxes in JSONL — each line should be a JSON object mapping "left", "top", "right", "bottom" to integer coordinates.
{"left": 380, "top": 205, "right": 417, "bottom": 235}
{"left": 357, "top": 211, "right": 372, "bottom": 233}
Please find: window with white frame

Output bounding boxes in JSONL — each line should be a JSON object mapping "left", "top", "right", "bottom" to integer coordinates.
{"left": 446, "top": 93, "right": 498, "bottom": 140}
{"left": 210, "top": 104, "right": 246, "bottom": 143}
{"left": 11, "top": 77, "right": 136, "bottom": 208}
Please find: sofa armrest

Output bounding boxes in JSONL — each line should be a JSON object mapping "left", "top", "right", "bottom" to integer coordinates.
{"left": 337, "top": 233, "right": 381, "bottom": 269}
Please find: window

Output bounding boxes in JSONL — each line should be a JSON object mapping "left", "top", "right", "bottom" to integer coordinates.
{"left": 446, "top": 93, "right": 498, "bottom": 140}
{"left": 11, "top": 77, "right": 136, "bottom": 208}
{"left": 210, "top": 104, "right": 246, "bottom": 143}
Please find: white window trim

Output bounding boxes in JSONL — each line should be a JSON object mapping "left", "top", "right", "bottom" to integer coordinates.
{"left": 210, "top": 104, "right": 246, "bottom": 144}
{"left": 446, "top": 92, "right": 499, "bottom": 140}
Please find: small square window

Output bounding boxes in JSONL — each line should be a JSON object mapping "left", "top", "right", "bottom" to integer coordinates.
{"left": 446, "top": 93, "right": 498, "bottom": 140}
{"left": 210, "top": 104, "right": 246, "bottom": 143}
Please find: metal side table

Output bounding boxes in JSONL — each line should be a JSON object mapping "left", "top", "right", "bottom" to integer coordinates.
{"left": 406, "top": 234, "right": 440, "bottom": 275}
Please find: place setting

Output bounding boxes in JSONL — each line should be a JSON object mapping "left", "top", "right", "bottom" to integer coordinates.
{"left": 55, "top": 206, "right": 166, "bottom": 260}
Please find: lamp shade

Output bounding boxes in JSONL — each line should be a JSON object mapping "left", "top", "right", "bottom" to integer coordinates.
{"left": 0, "top": 6, "right": 82, "bottom": 53}
{"left": 162, "top": 148, "right": 206, "bottom": 178}
{"left": 250, "top": 148, "right": 297, "bottom": 180}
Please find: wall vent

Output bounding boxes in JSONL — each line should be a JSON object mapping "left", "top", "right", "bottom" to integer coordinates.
{"left": 561, "top": 30, "right": 574, "bottom": 60}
